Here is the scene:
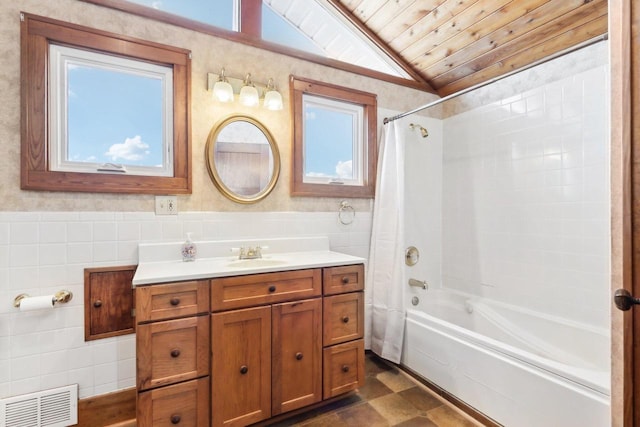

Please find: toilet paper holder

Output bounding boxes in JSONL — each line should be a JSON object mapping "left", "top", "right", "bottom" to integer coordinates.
{"left": 13, "top": 290, "right": 73, "bottom": 308}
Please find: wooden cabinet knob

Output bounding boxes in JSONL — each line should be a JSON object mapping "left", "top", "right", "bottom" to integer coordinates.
{"left": 170, "top": 414, "right": 181, "bottom": 424}
{"left": 295, "top": 352, "right": 303, "bottom": 360}
{"left": 342, "top": 365, "right": 350, "bottom": 373}
{"left": 170, "top": 297, "right": 180, "bottom": 306}
{"left": 268, "top": 285, "right": 277, "bottom": 293}
{"left": 341, "top": 276, "right": 350, "bottom": 284}
{"left": 342, "top": 316, "right": 350, "bottom": 323}
{"left": 240, "top": 365, "right": 249, "bottom": 374}
{"left": 170, "top": 349, "right": 181, "bottom": 358}
{"left": 93, "top": 300, "right": 102, "bottom": 308}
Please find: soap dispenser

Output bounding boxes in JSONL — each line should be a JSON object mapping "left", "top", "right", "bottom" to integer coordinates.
{"left": 181, "top": 232, "right": 197, "bottom": 262}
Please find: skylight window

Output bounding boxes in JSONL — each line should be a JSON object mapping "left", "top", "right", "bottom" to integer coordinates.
{"left": 127, "top": 0, "right": 237, "bottom": 30}
{"left": 262, "top": 0, "right": 410, "bottom": 78}
{"left": 115, "top": 0, "right": 411, "bottom": 80}
{"left": 262, "top": 3, "right": 324, "bottom": 56}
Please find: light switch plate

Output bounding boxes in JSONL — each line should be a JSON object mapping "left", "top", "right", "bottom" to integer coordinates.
{"left": 155, "top": 195, "right": 178, "bottom": 215}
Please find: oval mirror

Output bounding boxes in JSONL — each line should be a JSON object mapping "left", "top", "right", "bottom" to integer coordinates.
{"left": 205, "top": 115, "right": 280, "bottom": 204}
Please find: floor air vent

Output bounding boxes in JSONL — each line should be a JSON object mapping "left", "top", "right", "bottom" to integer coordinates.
{"left": 0, "top": 384, "right": 78, "bottom": 427}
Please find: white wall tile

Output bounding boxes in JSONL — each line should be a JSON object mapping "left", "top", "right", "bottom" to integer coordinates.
{"left": 67, "top": 223, "right": 92, "bottom": 243}
{"left": 10, "top": 223, "right": 38, "bottom": 244}
{"left": 0, "top": 210, "right": 371, "bottom": 400}
{"left": 441, "top": 64, "right": 609, "bottom": 328}
{"left": 39, "top": 223, "right": 67, "bottom": 244}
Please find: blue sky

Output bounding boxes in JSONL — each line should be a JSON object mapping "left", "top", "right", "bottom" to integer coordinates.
{"left": 67, "top": 65, "right": 164, "bottom": 167}
{"left": 127, "top": 0, "right": 234, "bottom": 29}
{"left": 304, "top": 107, "right": 354, "bottom": 179}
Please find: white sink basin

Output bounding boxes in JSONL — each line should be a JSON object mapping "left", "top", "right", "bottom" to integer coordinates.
{"left": 225, "top": 258, "right": 289, "bottom": 268}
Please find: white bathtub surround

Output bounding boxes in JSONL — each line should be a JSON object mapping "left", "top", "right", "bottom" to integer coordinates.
{"left": 0, "top": 210, "right": 371, "bottom": 400}
{"left": 403, "top": 289, "right": 609, "bottom": 427}
{"left": 368, "top": 120, "right": 406, "bottom": 363}
{"left": 441, "top": 44, "right": 610, "bottom": 329}
{"left": 400, "top": 42, "right": 611, "bottom": 425}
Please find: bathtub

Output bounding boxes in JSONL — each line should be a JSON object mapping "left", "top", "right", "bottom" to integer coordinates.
{"left": 401, "top": 289, "right": 610, "bottom": 427}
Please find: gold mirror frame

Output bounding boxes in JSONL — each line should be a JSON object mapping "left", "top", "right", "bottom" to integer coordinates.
{"left": 205, "top": 115, "right": 281, "bottom": 204}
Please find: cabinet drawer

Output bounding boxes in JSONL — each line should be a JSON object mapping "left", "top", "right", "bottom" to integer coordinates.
{"left": 323, "top": 339, "right": 365, "bottom": 399}
{"left": 323, "top": 292, "right": 364, "bottom": 346}
{"left": 137, "top": 315, "right": 209, "bottom": 391}
{"left": 137, "top": 377, "right": 209, "bottom": 427}
{"left": 211, "top": 269, "right": 321, "bottom": 311}
{"left": 323, "top": 264, "right": 364, "bottom": 295}
{"left": 136, "top": 280, "right": 209, "bottom": 323}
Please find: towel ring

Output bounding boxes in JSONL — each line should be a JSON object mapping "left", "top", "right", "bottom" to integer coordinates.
{"left": 338, "top": 200, "right": 355, "bottom": 225}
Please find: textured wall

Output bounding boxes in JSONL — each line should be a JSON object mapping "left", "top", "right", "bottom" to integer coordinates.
{"left": 0, "top": 0, "right": 438, "bottom": 213}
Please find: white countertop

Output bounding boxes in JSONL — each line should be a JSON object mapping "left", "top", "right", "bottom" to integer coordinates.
{"left": 133, "top": 236, "right": 366, "bottom": 286}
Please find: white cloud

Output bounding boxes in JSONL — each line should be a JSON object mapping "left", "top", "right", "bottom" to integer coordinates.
{"left": 335, "top": 160, "right": 352, "bottom": 179}
{"left": 105, "top": 135, "right": 150, "bottom": 162}
{"left": 306, "top": 172, "right": 331, "bottom": 178}
{"left": 151, "top": 1, "right": 162, "bottom": 9}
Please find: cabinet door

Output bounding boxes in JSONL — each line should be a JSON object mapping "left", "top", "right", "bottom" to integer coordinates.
{"left": 84, "top": 265, "right": 135, "bottom": 341}
{"left": 272, "top": 298, "right": 322, "bottom": 415}
{"left": 211, "top": 306, "right": 271, "bottom": 427}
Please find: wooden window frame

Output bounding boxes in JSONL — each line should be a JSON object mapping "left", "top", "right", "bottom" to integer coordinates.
{"left": 20, "top": 13, "right": 192, "bottom": 194}
{"left": 290, "top": 76, "right": 377, "bottom": 198}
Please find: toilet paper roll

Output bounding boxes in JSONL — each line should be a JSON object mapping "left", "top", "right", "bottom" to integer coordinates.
{"left": 19, "top": 295, "right": 55, "bottom": 311}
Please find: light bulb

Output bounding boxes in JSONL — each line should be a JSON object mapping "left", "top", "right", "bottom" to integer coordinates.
{"left": 263, "top": 90, "right": 283, "bottom": 110}
{"left": 239, "top": 88, "right": 258, "bottom": 107}
{"left": 213, "top": 80, "right": 234, "bottom": 102}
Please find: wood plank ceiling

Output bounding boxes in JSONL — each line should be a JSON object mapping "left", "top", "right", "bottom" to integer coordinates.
{"left": 328, "top": 0, "right": 608, "bottom": 96}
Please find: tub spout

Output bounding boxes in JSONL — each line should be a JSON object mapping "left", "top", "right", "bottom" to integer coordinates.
{"left": 408, "top": 278, "right": 428, "bottom": 290}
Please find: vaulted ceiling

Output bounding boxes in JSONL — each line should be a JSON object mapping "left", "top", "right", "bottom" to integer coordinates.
{"left": 327, "top": 0, "right": 608, "bottom": 96}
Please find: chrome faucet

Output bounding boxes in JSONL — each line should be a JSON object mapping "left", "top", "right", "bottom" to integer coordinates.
{"left": 239, "top": 246, "right": 263, "bottom": 260}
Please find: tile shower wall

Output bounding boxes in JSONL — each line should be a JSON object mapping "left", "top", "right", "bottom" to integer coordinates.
{"left": 442, "top": 64, "right": 610, "bottom": 329}
{"left": 0, "top": 211, "right": 372, "bottom": 399}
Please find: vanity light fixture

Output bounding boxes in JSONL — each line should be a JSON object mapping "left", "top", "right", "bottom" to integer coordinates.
{"left": 239, "top": 73, "right": 259, "bottom": 107}
{"left": 263, "top": 78, "right": 283, "bottom": 111}
{"left": 212, "top": 68, "right": 234, "bottom": 103}
{"left": 207, "top": 70, "right": 283, "bottom": 110}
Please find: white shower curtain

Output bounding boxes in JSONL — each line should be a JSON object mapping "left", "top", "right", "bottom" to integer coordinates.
{"left": 367, "top": 120, "right": 405, "bottom": 363}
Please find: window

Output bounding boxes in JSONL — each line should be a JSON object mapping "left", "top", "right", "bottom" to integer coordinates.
{"left": 80, "top": 0, "right": 421, "bottom": 87}
{"left": 125, "top": 0, "right": 236, "bottom": 31}
{"left": 49, "top": 45, "right": 173, "bottom": 177}
{"left": 290, "top": 76, "right": 377, "bottom": 198}
{"left": 21, "top": 13, "right": 191, "bottom": 194}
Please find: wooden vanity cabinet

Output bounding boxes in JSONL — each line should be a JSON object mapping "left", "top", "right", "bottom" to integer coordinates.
{"left": 135, "top": 263, "right": 364, "bottom": 426}
{"left": 135, "top": 280, "right": 210, "bottom": 427}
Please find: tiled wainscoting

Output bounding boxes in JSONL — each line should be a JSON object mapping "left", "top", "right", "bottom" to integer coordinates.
{"left": 0, "top": 211, "right": 371, "bottom": 400}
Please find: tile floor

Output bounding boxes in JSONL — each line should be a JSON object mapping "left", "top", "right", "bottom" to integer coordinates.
{"left": 269, "top": 353, "right": 484, "bottom": 427}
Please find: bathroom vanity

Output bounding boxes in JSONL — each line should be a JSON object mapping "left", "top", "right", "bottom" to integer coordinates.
{"left": 132, "top": 237, "right": 365, "bottom": 427}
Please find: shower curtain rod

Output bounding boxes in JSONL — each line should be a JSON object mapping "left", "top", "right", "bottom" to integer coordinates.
{"left": 383, "top": 33, "right": 608, "bottom": 125}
